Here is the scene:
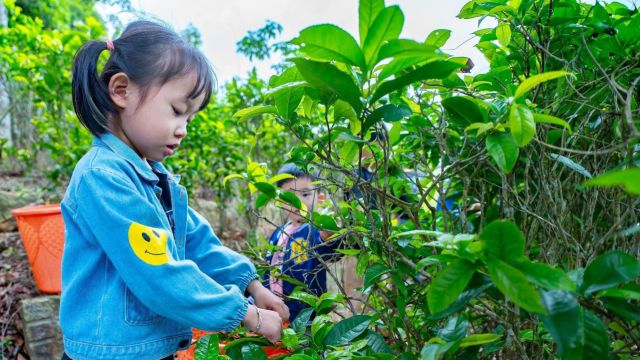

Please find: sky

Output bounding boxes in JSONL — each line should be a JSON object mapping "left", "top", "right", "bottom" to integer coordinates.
{"left": 103, "top": 0, "right": 493, "bottom": 85}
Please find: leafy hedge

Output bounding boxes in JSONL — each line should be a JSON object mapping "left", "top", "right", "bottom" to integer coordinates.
{"left": 224, "top": 0, "right": 640, "bottom": 358}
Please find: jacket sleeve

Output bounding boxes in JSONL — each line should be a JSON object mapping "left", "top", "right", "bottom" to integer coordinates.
{"left": 184, "top": 207, "right": 257, "bottom": 293}
{"left": 74, "top": 168, "right": 248, "bottom": 332}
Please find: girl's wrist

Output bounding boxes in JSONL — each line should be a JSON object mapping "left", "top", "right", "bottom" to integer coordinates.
{"left": 242, "top": 305, "right": 262, "bottom": 333}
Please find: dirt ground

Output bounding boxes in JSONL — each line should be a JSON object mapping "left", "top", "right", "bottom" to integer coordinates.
{"left": 0, "top": 232, "right": 39, "bottom": 360}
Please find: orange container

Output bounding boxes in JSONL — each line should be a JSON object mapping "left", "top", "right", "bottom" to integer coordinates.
{"left": 176, "top": 328, "right": 290, "bottom": 360}
{"left": 11, "top": 204, "right": 64, "bottom": 294}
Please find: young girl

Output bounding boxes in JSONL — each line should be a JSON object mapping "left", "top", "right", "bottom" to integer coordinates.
{"left": 61, "top": 20, "right": 288, "bottom": 360}
{"left": 264, "top": 164, "right": 342, "bottom": 322}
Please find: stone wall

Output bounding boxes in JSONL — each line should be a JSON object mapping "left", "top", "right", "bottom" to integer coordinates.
{"left": 19, "top": 296, "right": 63, "bottom": 360}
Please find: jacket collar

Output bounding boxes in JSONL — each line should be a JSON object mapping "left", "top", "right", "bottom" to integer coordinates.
{"left": 94, "top": 133, "right": 182, "bottom": 184}
{"left": 94, "top": 133, "right": 158, "bottom": 183}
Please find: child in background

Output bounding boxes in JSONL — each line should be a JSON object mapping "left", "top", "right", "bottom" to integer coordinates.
{"left": 264, "top": 164, "right": 342, "bottom": 321}
{"left": 61, "top": 20, "right": 288, "bottom": 360}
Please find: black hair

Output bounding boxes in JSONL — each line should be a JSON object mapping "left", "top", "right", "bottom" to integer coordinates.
{"left": 275, "top": 163, "right": 317, "bottom": 188}
{"left": 71, "top": 20, "right": 215, "bottom": 136}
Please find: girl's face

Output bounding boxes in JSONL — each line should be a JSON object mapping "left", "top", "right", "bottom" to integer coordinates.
{"left": 109, "top": 72, "right": 205, "bottom": 162}
{"left": 280, "top": 176, "right": 318, "bottom": 224}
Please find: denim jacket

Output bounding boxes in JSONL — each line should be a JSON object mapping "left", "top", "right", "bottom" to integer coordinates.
{"left": 60, "top": 134, "right": 257, "bottom": 360}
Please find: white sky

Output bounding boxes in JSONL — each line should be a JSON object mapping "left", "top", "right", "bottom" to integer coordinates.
{"left": 109, "top": 1, "right": 494, "bottom": 85}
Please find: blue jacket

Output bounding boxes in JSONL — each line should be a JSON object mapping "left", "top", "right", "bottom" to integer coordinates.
{"left": 60, "top": 134, "right": 257, "bottom": 360}
{"left": 263, "top": 223, "right": 341, "bottom": 321}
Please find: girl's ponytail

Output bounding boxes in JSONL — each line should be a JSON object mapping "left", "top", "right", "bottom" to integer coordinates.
{"left": 71, "top": 41, "right": 115, "bottom": 136}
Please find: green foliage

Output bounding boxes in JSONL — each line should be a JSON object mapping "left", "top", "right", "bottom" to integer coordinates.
{"left": 230, "top": 0, "right": 640, "bottom": 357}
{"left": 0, "top": 0, "right": 106, "bottom": 190}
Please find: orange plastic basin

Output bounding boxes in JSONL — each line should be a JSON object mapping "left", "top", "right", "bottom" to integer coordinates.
{"left": 11, "top": 204, "right": 64, "bottom": 294}
{"left": 176, "top": 328, "right": 291, "bottom": 359}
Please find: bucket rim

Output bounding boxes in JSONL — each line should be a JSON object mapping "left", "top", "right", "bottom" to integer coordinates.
{"left": 11, "top": 203, "right": 61, "bottom": 217}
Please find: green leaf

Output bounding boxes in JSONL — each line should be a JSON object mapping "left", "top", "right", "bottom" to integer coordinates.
{"left": 371, "top": 60, "right": 462, "bottom": 103}
{"left": 550, "top": 153, "right": 592, "bottom": 178}
{"left": 311, "top": 212, "right": 340, "bottom": 231}
{"left": 509, "top": 104, "right": 536, "bottom": 147}
{"left": 428, "top": 259, "right": 477, "bottom": 314}
{"left": 514, "top": 71, "right": 572, "bottom": 100}
{"left": 364, "top": 330, "right": 392, "bottom": 353}
{"left": 240, "top": 343, "right": 268, "bottom": 360}
{"left": 487, "top": 259, "right": 546, "bottom": 314}
{"left": 233, "top": 105, "right": 278, "bottom": 121}
{"left": 442, "top": 96, "right": 486, "bottom": 127}
{"left": 425, "top": 29, "right": 451, "bottom": 47}
{"left": 283, "top": 355, "right": 314, "bottom": 360}
{"left": 532, "top": 113, "right": 573, "bottom": 134}
{"left": 421, "top": 342, "right": 454, "bottom": 360}
{"left": 254, "top": 182, "right": 277, "bottom": 198}
{"left": 364, "top": 262, "right": 391, "bottom": 289}
{"left": 496, "top": 23, "right": 511, "bottom": 47}
{"left": 540, "top": 290, "right": 581, "bottom": 356}
{"left": 580, "top": 250, "right": 640, "bottom": 296}
{"left": 288, "top": 290, "right": 318, "bottom": 308}
{"left": 255, "top": 193, "right": 271, "bottom": 209}
{"left": 376, "top": 39, "right": 437, "bottom": 63}
{"left": 311, "top": 314, "right": 333, "bottom": 345}
{"left": 279, "top": 191, "right": 302, "bottom": 209}
{"left": 291, "top": 307, "right": 314, "bottom": 336}
{"left": 269, "top": 67, "right": 305, "bottom": 119}
{"left": 377, "top": 56, "right": 424, "bottom": 81}
{"left": 564, "top": 310, "right": 609, "bottom": 360}
{"left": 438, "top": 315, "right": 469, "bottom": 342}
{"left": 513, "top": 260, "right": 575, "bottom": 291}
{"left": 596, "top": 288, "right": 640, "bottom": 300}
{"left": 223, "top": 173, "right": 245, "bottom": 187}
{"left": 292, "top": 24, "right": 366, "bottom": 68}
{"left": 281, "top": 328, "right": 299, "bottom": 350}
{"left": 389, "top": 122, "right": 401, "bottom": 144}
{"left": 362, "top": 5, "right": 404, "bottom": 68}
{"left": 335, "top": 131, "right": 368, "bottom": 144}
{"left": 268, "top": 173, "right": 295, "bottom": 185}
{"left": 465, "top": 122, "right": 495, "bottom": 136}
{"left": 486, "top": 133, "right": 519, "bottom": 173}
{"left": 428, "top": 283, "right": 492, "bottom": 320}
{"left": 585, "top": 167, "right": 640, "bottom": 195}
{"left": 264, "top": 81, "right": 308, "bottom": 99}
{"left": 316, "top": 292, "right": 345, "bottom": 315}
{"left": 480, "top": 220, "right": 525, "bottom": 262}
{"left": 602, "top": 298, "right": 640, "bottom": 322}
{"left": 334, "top": 99, "right": 359, "bottom": 124}
{"left": 324, "top": 315, "right": 371, "bottom": 346}
{"left": 363, "top": 103, "right": 412, "bottom": 133}
{"left": 459, "top": 334, "right": 502, "bottom": 347}
{"left": 359, "top": 0, "right": 385, "bottom": 46}
{"left": 292, "top": 58, "right": 362, "bottom": 114}
{"left": 195, "top": 334, "right": 219, "bottom": 360}
{"left": 339, "top": 141, "right": 359, "bottom": 164}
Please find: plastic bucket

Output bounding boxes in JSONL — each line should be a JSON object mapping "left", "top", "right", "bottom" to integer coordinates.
{"left": 11, "top": 204, "right": 64, "bottom": 294}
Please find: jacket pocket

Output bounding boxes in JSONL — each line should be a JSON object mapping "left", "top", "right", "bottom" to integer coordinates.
{"left": 124, "top": 286, "right": 161, "bottom": 325}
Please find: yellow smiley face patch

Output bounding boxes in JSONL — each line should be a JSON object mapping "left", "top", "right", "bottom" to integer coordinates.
{"left": 128, "top": 222, "right": 169, "bottom": 265}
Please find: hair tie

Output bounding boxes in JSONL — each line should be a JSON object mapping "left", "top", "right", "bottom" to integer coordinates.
{"left": 105, "top": 40, "right": 114, "bottom": 51}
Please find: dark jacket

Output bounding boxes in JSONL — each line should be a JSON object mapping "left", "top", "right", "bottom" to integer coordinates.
{"left": 263, "top": 223, "right": 341, "bottom": 321}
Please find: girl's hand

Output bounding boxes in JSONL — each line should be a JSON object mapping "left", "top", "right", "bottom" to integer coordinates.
{"left": 243, "top": 305, "right": 283, "bottom": 344}
{"left": 246, "top": 280, "right": 290, "bottom": 321}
